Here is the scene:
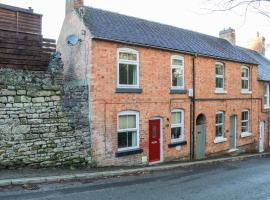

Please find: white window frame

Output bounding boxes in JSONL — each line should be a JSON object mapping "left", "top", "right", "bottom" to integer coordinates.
{"left": 241, "top": 66, "right": 250, "bottom": 92}
{"left": 171, "top": 55, "right": 184, "bottom": 89}
{"left": 264, "top": 84, "right": 270, "bottom": 109}
{"left": 215, "top": 62, "right": 225, "bottom": 91}
{"left": 117, "top": 48, "right": 139, "bottom": 89}
{"left": 117, "top": 110, "right": 140, "bottom": 151}
{"left": 214, "top": 111, "right": 227, "bottom": 143}
{"left": 171, "top": 109, "right": 185, "bottom": 143}
{"left": 241, "top": 109, "right": 251, "bottom": 137}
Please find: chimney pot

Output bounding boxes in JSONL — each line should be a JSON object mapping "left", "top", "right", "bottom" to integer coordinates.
{"left": 219, "top": 27, "right": 236, "bottom": 45}
{"left": 248, "top": 32, "right": 266, "bottom": 55}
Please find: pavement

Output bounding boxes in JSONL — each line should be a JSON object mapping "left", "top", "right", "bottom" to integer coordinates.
{"left": 0, "top": 152, "right": 269, "bottom": 188}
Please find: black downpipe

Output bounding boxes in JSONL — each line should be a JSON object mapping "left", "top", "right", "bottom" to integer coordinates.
{"left": 190, "top": 54, "right": 197, "bottom": 160}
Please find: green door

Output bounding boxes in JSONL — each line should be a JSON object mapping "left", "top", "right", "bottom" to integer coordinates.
{"left": 195, "top": 124, "right": 206, "bottom": 160}
{"left": 229, "top": 116, "right": 237, "bottom": 150}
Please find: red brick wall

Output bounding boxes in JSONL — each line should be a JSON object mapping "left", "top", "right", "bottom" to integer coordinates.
{"left": 90, "top": 39, "right": 262, "bottom": 166}
{"left": 195, "top": 57, "right": 260, "bottom": 155}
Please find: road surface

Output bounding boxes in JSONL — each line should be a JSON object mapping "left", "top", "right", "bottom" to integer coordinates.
{"left": 1, "top": 157, "right": 270, "bottom": 200}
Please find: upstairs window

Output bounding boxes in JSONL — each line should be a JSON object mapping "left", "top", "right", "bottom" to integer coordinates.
{"left": 117, "top": 111, "right": 139, "bottom": 151}
{"left": 117, "top": 48, "right": 139, "bottom": 88}
{"left": 241, "top": 66, "right": 250, "bottom": 91}
{"left": 171, "top": 56, "right": 184, "bottom": 89}
{"left": 215, "top": 62, "right": 224, "bottom": 90}
{"left": 171, "top": 109, "right": 184, "bottom": 143}
{"left": 215, "top": 111, "right": 225, "bottom": 138}
{"left": 264, "top": 84, "right": 270, "bottom": 108}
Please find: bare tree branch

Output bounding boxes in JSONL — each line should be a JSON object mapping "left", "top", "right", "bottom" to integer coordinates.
{"left": 203, "top": 0, "right": 270, "bottom": 20}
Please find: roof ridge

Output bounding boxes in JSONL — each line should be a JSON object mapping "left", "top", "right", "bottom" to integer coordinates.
{"left": 82, "top": 6, "right": 258, "bottom": 65}
{"left": 84, "top": 6, "right": 229, "bottom": 43}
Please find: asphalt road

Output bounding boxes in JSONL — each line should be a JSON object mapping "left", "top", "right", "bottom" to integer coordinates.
{"left": 1, "top": 157, "right": 270, "bottom": 200}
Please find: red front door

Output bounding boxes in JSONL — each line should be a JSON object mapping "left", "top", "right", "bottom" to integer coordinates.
{"left": 149, "top": 119, "right": 161, "bottom": 163}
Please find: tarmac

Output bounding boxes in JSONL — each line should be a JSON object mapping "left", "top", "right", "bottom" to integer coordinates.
{"left": 0, "top": 152, "right": 269, "bottom": 187}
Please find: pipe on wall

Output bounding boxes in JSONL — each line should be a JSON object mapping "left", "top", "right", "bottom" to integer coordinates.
{"left": 190, "top": 53, "right": 197, "bottom": 160}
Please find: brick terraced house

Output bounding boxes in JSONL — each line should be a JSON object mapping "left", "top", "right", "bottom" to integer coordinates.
{"left": 58, "top": 0, "right": 270, "bottom": 166}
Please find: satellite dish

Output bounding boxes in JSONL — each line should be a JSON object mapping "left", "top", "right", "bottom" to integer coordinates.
{"left": 66, "top": 34, "right": 80, "bottom": 46}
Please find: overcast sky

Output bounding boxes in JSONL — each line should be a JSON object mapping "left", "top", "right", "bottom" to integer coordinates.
{"left": 1, "top": 0, "right": 270, "bottom": 55}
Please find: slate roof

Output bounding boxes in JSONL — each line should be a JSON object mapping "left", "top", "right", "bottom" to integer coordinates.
{"left": 81, "top": 7, "right": 257, "bottom": 65}
{"left": 237, "top": 47, "right": 270, "bottom": 81}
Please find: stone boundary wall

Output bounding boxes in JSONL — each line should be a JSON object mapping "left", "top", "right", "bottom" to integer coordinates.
{"left": 0, "top": 53, "right": 91, "bottom": 168}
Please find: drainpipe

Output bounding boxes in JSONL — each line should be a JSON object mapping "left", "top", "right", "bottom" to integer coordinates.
{"left": 190, "top": 54, "right": 197, "bottom": 160}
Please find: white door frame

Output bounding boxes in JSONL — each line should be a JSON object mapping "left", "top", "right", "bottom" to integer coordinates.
{"left": 259, "top": 121, "right": 265, "bottom": 153}
{"left": 233, "top": 115, "right": 237, "bottom": 149}
{"left": 149, "top": 117, "right": 163, "bottom": 164}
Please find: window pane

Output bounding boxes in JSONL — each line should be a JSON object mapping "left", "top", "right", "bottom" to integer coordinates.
{"left": 241, "top": 111, "right": 248, "bottom": 121}
{"left": 151, "top": 125, "right": 157, "bottom": 138}
{"left": 216, "top": 77, "right": 224, "bottom": 88}
{"left": 216, "top": 65, "right": 224, "bottom": 75}
{"left": 119, "top": 52, "right": 137, "bottom": 61}
{"left": 118, "top": 131, "right": 137, "bottom": 149}
{"left": 172, "top": 59, "right": 183, "bottom": 66}
{"left": 127, "top": 131, "right": 137, "bottom": 147}
{"left": 171, "top": 127, "right": 182, "bottom": 140}
{"left": 127, "top": 64, "right": 137, "bottom": 85}
{"left": 242, "top": 68, "right": 248, "bottom": 78}
{"left": 216, "top": 113, "right": 223, "bottom": 124}
{"left": 118, "top": 132, "right": 127, "bottom": 148}
{"left": 119, "top": 115, "right": 127, "bottom": 129}
{"left": 172, "top": 68, "right": 183, "bottom": 87}
{"left": 264, "top": 95, "right": 268, "bottom": 106}
{"left": 119, "top": 115, "right": 136, "bottom": 129}
{"left": 119, "top": 64, "right": 128, "bottom": 85}
{"left": 127, "top": 115, "right": 136, "bottom": 129}
{"left": 119, "top": 64, "right": 137, "bottom": 85}
{"left": 216, "top": 125, "right": 223, "bottom": 137}
{"left": 241, "top": 122, "right": 248, "bottom": 132}
{"left": 264, "top": 85, "right": 267, "bottom": 95}
{"left": 242, "top": 80, "right": 248, "bottom": 89}
{"left": 172, "top": 112, "right": 181, "bottom": 124}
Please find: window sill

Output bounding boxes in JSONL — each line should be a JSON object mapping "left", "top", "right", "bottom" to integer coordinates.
{"left": 264, "top": 106, "right": 270, "bottom": 110}
{"left": 115, "top": 148, "right": 143, "bottom": 157}
{"left": 241, "top": 90, "right": 252, "bottom": 94}
{"left": 115, "top": 88, "right": 143, "bottom": 93}
{"left": 215, "top": 90, "right": 227, "bottom": 94}
{"left": 168, "top": 141, "right": 187, "bottom": 148}
{"left": 240, "top": 132, "right": 252, "bottom": 138}
{"left": 170, "top": 88, "right": 187, "bottom": 94}
{"left": 214, "top": 137, "right": 227, "bottom": 144}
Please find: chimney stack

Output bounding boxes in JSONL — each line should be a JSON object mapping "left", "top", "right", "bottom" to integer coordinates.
{"left": 219, "top": 27, "right": 236, "bottom": 45}
{"left": 248, "top": 32, "right": 265, "bottom": 55}
{"left": 66, "top": 0, "right": 84, "bottom": 14}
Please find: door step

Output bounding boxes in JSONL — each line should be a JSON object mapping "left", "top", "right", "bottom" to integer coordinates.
{"left": 228, "top": 148, "right": 238, "bottom": 153}
{"left": 227, "top": 148, "right": 239, "bottom": 156}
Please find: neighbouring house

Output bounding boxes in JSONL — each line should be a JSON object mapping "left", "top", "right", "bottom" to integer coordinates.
{"left": 238, "top": 34, "right": 270, "bottom": 153}
{"left": 58, "top": 0, "right": 269, "bottom": 166}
